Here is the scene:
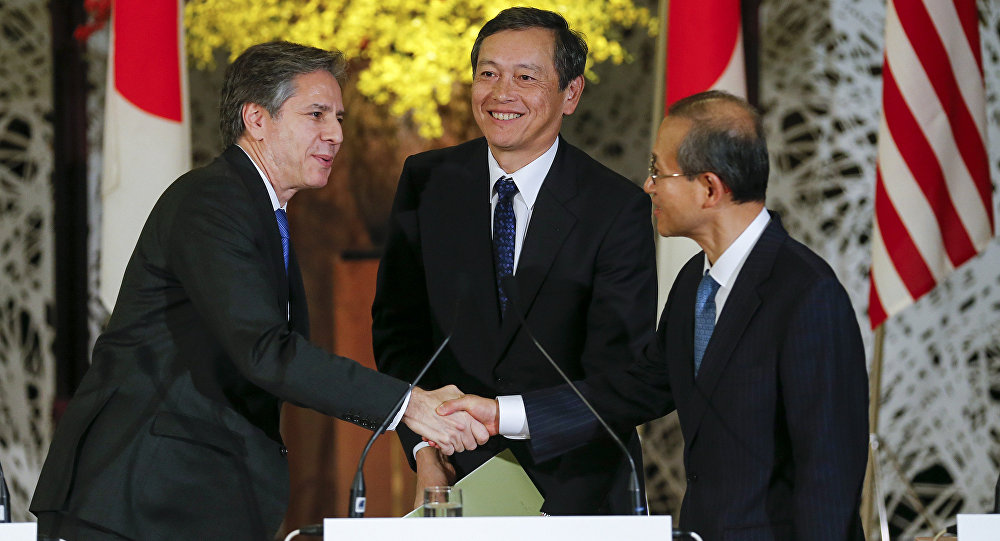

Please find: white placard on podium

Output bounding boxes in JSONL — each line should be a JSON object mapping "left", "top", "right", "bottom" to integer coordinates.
{"left": 957, "top": 514, "right": 1000, "bottom": 540}
{"left": 325, "top": 515, "right": 670, "bottom": 541}
{"left": 0, "top": 523, "right": 37, "bottom": 540}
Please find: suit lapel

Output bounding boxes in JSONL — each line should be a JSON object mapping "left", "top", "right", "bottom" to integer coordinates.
{"left": 496, "top": 142, "right": 578, "bottom": 360}
{"left": 684, "top": 213, "right": 786, "bottom": 449}
{"left": 418, "top": 139, "right": 500, "bottom": 342}
{"left": 223, "top": 146, "right": 289, "bottom": 310}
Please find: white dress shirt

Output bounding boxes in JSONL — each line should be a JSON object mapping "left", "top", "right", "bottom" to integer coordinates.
{"left": 411, "top": 138, "right": 561, "bottom": 458}
{"left": 496, "top": 207, "right": 772, "bottom": 438}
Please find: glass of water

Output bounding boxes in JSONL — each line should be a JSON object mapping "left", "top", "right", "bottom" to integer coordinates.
{"left": 422, "top": 486, "right": 462, "bottom": 517}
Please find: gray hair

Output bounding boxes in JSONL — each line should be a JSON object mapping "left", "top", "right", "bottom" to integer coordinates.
{"left": 219, "top": 41, "right": 347, "bottom": 146}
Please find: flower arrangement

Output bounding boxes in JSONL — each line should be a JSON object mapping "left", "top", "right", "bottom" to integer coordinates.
{"left": 184, "top": 0, "right": 656, "bottom": 138}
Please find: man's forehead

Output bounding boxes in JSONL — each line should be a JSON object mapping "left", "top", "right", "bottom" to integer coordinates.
{"left": 478, "top": 28, "right": 556, "bottom": 64}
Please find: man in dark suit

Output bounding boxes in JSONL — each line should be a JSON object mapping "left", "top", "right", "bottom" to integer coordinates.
{"left": 440, "top": 91, "right": 870, "bottom": 540}
{"left": 30, "top": 41, "right": 487, "bottom": 541}
{"left": 372, "top": 7, "right": 656, "bottom": 514}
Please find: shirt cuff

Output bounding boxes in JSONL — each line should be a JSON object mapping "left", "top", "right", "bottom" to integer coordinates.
{"left": 386, "top": 388, "right": 411, "bottom": 432}
{"left": 497, "top": 394, "right": 530, "bottom": 439}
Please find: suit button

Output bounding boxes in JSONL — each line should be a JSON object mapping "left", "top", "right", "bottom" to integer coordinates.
{"left": 280, "top": 446, "right": 288, "bottom": 457}
{"left": 686, "top": 474, "right": 697, "bottom": 483}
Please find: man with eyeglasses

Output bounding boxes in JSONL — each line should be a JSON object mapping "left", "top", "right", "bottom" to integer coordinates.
{"left": 440, "top": 90, "right": 869, "bottom": 540}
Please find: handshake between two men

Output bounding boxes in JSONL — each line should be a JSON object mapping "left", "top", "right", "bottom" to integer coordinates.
{"left": 403, "top": 387, "right": 497, "bottom": 455}
{"left": 406, "top": 391, "right": 499, "bottom": 453}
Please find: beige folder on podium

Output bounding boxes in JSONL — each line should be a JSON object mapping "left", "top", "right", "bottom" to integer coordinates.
{"left": 404, "top": 449, "right": 543, "bottom": 517}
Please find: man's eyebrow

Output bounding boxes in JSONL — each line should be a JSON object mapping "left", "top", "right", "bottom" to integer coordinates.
{"left": 475, "top": 59, "right": 544, "bottom": 72}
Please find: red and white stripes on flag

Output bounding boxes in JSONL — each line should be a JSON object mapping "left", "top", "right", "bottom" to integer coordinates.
{"left": 869, "top": 0, "right": 993, "bottom": 329}
{"left": 655, "top": 0, "right": 746, "bottom": 314}
{"left": 100, "top": 0, "right": 190, "bottom": 310}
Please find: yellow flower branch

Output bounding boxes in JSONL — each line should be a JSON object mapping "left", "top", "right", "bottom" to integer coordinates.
{"left": 185, "top": 0, "right": 656, "bottom": 138}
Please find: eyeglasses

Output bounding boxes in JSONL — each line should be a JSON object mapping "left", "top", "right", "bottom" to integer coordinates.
{"left": 648, "top": 154, "right": 700, "bottom": 181}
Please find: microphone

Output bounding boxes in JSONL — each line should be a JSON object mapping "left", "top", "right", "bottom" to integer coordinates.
{"left": 994, "top": 470, "right": 999, "bottom": 513}
{"left": 348, "top": 278, "right": 468, "bottom": 518}
{"left": 1, "top": 458, "right": 10, "bottom": 523}
{"left": 501, "top": 275, "right": 646, "bottom": 515}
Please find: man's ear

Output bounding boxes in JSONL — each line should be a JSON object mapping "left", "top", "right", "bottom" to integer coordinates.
{"left": 241, "top": 102, "right": 268, "bottom": 141}
{"left": 702, "top": 172, "right": 730, "bottom": 208}
{"left": 561, "top": 75, "right": 585, "bottom": 115}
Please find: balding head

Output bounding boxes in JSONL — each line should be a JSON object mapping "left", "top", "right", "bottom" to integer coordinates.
{"left": 667, "top": 90, "right": 769, "bottom": 203}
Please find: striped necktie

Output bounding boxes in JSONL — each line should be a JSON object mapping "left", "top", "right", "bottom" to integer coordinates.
{"left": 275, "top": 208, "right": 289, "bottom": 274}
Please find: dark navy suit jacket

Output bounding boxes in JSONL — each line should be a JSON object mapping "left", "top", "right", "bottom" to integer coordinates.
{"left": 525, "top": 214, "right": 869, "bottom": 540}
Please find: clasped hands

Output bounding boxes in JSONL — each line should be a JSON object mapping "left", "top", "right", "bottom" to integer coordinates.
{"left": 401, "top": 386, "right": 500, "bottom": 455}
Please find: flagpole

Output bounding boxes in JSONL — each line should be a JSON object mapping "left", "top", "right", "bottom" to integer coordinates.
{"left": 861, "top": 323, "right": 885, "bottom": 539}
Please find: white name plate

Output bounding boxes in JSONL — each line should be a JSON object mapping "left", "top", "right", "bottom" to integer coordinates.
{"left": 0, "top": 523, "right": 37, "bottom": 541}
{"left": 957, "top": 514, "right": 1000, "bottom": 540}
{"left": 324, "top": 515, "right": 671, "bottom": 541}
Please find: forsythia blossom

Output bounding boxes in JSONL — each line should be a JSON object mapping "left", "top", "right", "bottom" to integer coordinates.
{"left": 185, "top": 0, "right": 656, "bottom": 139}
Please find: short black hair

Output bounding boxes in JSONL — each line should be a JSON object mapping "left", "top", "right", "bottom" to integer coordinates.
{"left": 668, "top": 90, "right": 769, "bottom": 203}
{"left": 471, "top": 7, "right": 588, "bottom": 90}
{"left": 219, "top": 41, "right": 347, "bottom": 147}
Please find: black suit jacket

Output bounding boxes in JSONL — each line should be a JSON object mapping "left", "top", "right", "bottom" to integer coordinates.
{"left": 525, "top": 215, "right": 869, "bottom": 539}
{"left": 372, "top": 137, "right": 656, "bottom": 514}
{"left": 30, "top": 146, "right": 408, "bottom": 540}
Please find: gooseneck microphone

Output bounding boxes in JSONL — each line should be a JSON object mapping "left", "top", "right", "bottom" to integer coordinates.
{"left": 501, "top": 276, "right": 646, "bottom": 516}
{"left": 348, "top": 280, "right": 467, "bottom": 518}
{"left": 1, "top": 458, "right": 10, "bottom": 523}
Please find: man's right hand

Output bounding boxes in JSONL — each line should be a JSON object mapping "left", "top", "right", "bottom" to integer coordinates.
{"left": 402, "top": 385, "right": 490, "bottom": 455}
{"left": 436, "top": 393, "right": 500, "bottom": 436}
{"left": 412, "top": 446, "right": 456, "bottom": 510}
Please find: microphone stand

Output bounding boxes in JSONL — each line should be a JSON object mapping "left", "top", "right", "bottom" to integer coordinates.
{"left": 348, "top": 336, "right": 452, "bottom": 517}
{"left": 0, "top": 459, "right": 10, "bottom": 523}
{"left": 501, "top": 276, "right": 646, "bottom": 515}
{"left": 349, "top": 278, "right": 468, "bottom": 518}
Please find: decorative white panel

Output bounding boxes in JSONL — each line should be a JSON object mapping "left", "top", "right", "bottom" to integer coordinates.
{"left": 759, "top": 0, "right": 1000, "bottom": 538}
{"left": 0, "top": 0, "right": 54, "bottom": 522}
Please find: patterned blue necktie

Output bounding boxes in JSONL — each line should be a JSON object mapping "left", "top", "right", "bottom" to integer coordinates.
{"left": 693, "top": 270, "right": 720, "bottom": 376}
{"left": 275, "top": 208, "right": 290, "bottom": 274}
{"left": 493, "top": 176, "right": 519, "bottom": 313}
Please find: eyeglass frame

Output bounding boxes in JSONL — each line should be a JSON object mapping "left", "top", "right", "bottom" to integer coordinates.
{"left": 648, "top": 153, "right": 704, "bottom": 181}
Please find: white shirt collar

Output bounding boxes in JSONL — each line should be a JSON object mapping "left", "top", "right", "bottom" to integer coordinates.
{"left": 487, "top": 137, "right": 559, "bottom": 208}
{"left": 703, "top": 206, "right": 771, "bottom": 288}
{"left": 236, "top": 144, "right": 285, "bottom": 212}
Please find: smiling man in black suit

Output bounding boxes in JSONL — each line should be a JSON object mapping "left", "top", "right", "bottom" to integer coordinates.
{"left": 372, "top": 7, "right": 656, "bottom": 514}
{"left": 30, "top": 41, "right": 487, "bottom": 541}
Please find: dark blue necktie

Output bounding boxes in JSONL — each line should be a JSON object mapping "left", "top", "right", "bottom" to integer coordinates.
{"left": 275, "top": 208, "right": 289, "bottom": 274}
{"left": 493, "top": 176, "right": 518, "bottom": 313}
{"left": 693, "top": 271, "right": 720, "bottom": 376}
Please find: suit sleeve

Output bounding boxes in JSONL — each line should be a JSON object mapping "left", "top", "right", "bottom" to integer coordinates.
{"left": 780, "top": 277, "right": 869, "bottom": 540}
{"left": 169, "top": 180, "right": 409, "bottom": 426}
{"left": 371, "top": 159, "right": 437, "bottom": 467}
{"left": 525, "top": 190, "right": 671, "bottom": 462}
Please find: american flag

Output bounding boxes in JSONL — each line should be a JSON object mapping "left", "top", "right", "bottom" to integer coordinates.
{"left": 869, "top": 0, "right": 993, "bottom": 329}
